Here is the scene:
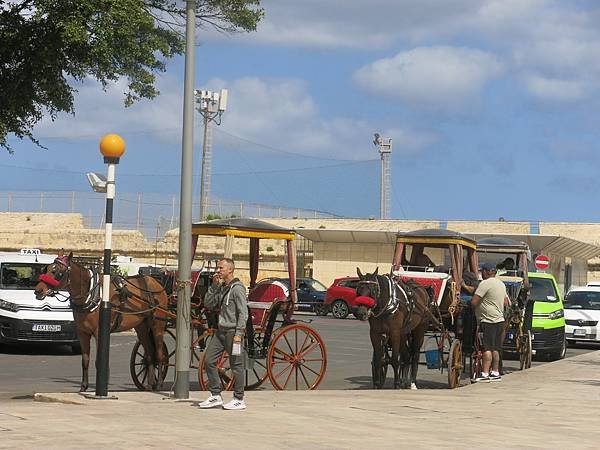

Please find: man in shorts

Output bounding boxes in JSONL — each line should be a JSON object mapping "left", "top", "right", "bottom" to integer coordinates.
{"left": 471, "top": 263, "right": 509, "bottom": 382}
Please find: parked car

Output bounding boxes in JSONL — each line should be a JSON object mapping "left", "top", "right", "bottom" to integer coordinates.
{"left": 564, "top": 286, "right": 600, "bottom": 344}
{"left": 324, "top": 277, "right": 374, "bottom": 320}
{"left": 528, "top": 272, "right": 567, "bottom": 360}
{"left": 252, "top": 277, "right": 327, "bottom": 314}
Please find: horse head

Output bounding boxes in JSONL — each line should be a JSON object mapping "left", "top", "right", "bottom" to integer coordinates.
{"left": 356, "top": 267, "right": 386, "bottom": 318}
{"left": 34, "top": 250, "right": 73, "bottom": 300}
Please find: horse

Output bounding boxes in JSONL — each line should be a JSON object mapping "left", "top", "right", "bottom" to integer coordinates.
{"left": 356, "top": 267, "right": 432, "bottom": 389}
{"left": 34, "top": 251, "right": 169, "bottom": 392}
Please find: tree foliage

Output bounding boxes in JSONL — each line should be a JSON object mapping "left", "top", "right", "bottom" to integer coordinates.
{"left": 0, "top": 0, "right": 263, "bottom": 151}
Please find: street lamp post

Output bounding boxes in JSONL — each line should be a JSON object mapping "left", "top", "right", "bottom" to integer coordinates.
{"left": 95, "top": 133, "right": 126, "bottom": 398}
{"left": 173, "top": 0, "right": 197, "bottom": 400}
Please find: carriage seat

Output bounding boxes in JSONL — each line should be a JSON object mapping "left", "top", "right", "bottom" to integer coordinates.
{"left": 396, "top": 271, "right": 451, "bottom": 306}
{"left": 247, "top": 279, "right": 290, "bottom": 327}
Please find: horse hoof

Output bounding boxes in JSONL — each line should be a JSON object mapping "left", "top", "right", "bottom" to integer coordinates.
{"left": 79, "top": 386, "right": 87, "bottom": 392}
{"left": 410, "top": 383, "right": 418, "bottom": 390}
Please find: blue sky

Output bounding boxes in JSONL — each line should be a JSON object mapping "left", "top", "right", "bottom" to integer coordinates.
{"left": 3, "top": 0, "right": 600, "bottom": 222}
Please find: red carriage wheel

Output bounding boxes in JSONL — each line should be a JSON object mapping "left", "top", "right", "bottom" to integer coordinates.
{"left": 198, "top": 331, "right": 268, "bottom": 391}
{"left": 266, "top": 323, "right": 327, "bottom": 390}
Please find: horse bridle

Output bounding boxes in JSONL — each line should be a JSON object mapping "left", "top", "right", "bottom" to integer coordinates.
{"left": 38, "top": 257, "right": 71, "bottom": 297}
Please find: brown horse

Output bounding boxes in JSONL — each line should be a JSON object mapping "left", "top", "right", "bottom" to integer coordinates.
{"left": 356, "top": 267, "right": 431, "bottom": 389}
{"left": 34, "top": 251, "right": 169, "bottom": 392}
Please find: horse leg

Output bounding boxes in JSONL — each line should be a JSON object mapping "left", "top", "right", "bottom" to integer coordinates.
{"left": 369, "top": 329, "right": 383, "bottom": 389}
{"left": 409, "top": 324, "right": 427, "bottom": 390}
{"left": 79, "top": 332, "right": 92, "bottom": 392}
{"left": 135, "top": 322, "right": 156, "bottom": 390}
{"left": 390, "top": 332, "right": 402, "bottom": 389}
{"left": 149, "top": 318, "right": 167, "bottom": 390}
{"left": 399, "top": 335, "right": 411, "bottom": 389}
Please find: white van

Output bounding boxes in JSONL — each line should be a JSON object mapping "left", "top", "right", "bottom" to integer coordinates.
{"left": 0, "top": 249, "right": 79, "bottom": 352}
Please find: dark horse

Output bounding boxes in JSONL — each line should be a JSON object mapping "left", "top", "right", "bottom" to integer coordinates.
{"left": 356, "top": 267, "right": 431, "bottom": 389}
{"left": 34, "top": 251, "right": 169, "bottom": 392}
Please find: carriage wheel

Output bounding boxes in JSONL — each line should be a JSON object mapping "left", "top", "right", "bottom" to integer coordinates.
{"left": 447, "top": 339, "right": 462, "bottom": 389}
{"left": 372, "top": 336, "right": 389, "bottom": 389}
{"left": 198, "top": 332, "right": 268, "bottom": 391}
{"left": 267, "top": 323, "right": 327, "bottom": 390}
{"left": 130, "top": 340, "right": 170, "bottom": 391}
{"left": 519, "top": 330, "right": 532, "bottom": 370}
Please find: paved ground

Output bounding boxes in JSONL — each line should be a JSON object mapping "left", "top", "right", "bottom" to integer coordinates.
{"left": 1, "top": 349, "right": 599, "bottom": 449}
{"left": 3, "top": 314, "right": 591, "bottom": 398}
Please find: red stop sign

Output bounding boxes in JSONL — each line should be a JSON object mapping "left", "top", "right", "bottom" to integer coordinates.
{"left": 535, "top": 255, "right": 550, "bottom": 270}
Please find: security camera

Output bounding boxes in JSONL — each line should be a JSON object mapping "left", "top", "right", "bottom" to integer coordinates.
{"left": 86, "top": 172, "right": 107, "bottom": 193}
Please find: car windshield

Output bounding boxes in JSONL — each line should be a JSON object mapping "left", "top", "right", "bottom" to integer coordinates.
{"left": 1, "top": 263, "right": 47, "bottom": 289}
{"left": 298, "top": 279, "right": 327, "bottom": 292}
{"left": 564, "top": 291, "right": 600, "bottom": 310}
{"left": 529, "top": 277, "right": 558, "bottom": 302}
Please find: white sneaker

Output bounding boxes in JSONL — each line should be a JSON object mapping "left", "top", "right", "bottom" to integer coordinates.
{"left": 199, "top": 394, "right": 223, "bottom": 409}
{"left": 222, "top": 398, "right": 246, "bottom": 410}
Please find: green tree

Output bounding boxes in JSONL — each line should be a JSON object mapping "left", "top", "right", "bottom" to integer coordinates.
{"left": 0, "top": 0, "right": 263, "bottom": 151}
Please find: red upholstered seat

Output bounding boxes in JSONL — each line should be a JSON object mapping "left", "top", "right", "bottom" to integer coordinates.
{"left": 248, "top": 280, "right": 289, "bottom": 327}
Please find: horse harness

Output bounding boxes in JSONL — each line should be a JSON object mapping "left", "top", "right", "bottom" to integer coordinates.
{"left": 366, "top": 276, "right": 435, "bottom": 329}
{"left": 40, "top": 258, "right": 163, "bottom": 330}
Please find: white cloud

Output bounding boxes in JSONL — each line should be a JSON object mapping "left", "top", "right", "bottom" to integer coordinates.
{"left": 208, "top": 77, "right": 437, "bottom": 159}
{"left": 353, "top": 46, "right": 503, "bottom": 112}
{"left": 202, "top": 0, "right": 482, "bottom": 50}
{"left": 35, "top": 75, "right": 184, "bottom": 142}
{"left": 524, "top": 75, "right": 586, "bottom": 103}
{"left": 34, "top": 75, "right": 436, "bottom": 160}
{"left": 204, "top": 1, "right": 600, "bottom": 104}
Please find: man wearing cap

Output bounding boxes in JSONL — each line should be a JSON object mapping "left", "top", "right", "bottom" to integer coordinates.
{"left": 471, "top": 262, "right": 509, "bottom": 382}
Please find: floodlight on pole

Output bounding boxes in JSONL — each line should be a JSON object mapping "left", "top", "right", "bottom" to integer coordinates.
{"left": 86, "top": 172, "right": 107, "bottom": 193}
{"left": 373, "top": 133, "right": 392, "bottom": 220}
{"left": 195, "top": 88, "right": 228, "bottom": 221}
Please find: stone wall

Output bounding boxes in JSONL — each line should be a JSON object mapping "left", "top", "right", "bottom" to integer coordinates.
{"left": 3, "top": 213, "right": 600, "bottom": 287}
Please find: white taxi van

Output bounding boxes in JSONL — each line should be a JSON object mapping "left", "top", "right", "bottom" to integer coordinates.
{"left": 0, "top": 249, "right": 78, "bottom": 352}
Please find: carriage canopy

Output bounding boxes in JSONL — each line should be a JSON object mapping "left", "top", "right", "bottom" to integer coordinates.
{"left": 393, "top": 229, "right": 478, "bottom": 286}
{"left": 191, "top": 218, "right": 297, "bottom": 299}
{"left": 476, "top": 236, "right": 530, "bottom": 285}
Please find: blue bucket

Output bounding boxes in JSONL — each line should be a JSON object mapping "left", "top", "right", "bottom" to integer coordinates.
{"left": 425, "top": 349, "right": 440, "bottom": 369}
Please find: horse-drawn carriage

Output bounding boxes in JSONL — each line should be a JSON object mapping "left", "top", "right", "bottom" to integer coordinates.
{"left": 357, "top": 229, "right": 479, "bottom": 389}
{"left": 191, "top": 218, "right": 327, "bottom": 391}
{"left": 132, "top": 219, "right": 328, "bottom": 391}
{"left": 476, "top": 236, "right": 532, "bottom": 371}
{"left": 35, "top": 218, "right": 326, "bottom": 393}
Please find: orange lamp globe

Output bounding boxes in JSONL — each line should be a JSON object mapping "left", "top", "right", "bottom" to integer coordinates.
{"left": 99, "top": 134, "right": 126, "bottom": 158}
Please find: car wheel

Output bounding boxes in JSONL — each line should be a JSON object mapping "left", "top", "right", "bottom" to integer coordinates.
{"left": 549, "top": 335, "right": 567, "bottom": 361}
{"left": 314, "top": 304, "right": 328, "bottom": 316}
{"left": 331, "top": 300, "right": 349, "bottom": 319}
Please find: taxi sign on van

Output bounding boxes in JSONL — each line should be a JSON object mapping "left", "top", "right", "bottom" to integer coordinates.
{"left": 20, "top": 248, "right": 41, "bottom": 255}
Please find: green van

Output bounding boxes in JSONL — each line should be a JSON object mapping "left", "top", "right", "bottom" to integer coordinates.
{"left": 527, "top": 272, "right": 566, "bottom": 360}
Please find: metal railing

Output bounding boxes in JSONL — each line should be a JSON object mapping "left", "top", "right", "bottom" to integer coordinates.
{"left": 0, "top": 190, "right": 340, "bottom": 240}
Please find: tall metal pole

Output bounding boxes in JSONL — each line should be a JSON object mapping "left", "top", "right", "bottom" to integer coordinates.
{"left": 199, "top": 114, "right": 212, "bottom": 220}
{"left": 374, "top": 134, "right": 392, "bottom": 219}
{"left": 95, "top": 133, "right": 126, "bottom": 398}
{"left": 174, "top": 0, "right": 196, "bottom": 399}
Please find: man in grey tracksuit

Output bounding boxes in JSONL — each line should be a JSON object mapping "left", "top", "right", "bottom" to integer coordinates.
{"left": 199, "top": 258, "right": 248, "bottom": 410}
